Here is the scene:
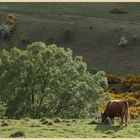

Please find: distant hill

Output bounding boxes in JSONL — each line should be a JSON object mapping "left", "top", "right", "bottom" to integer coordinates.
{"left": 0, "top": 3, "right": 140, "bottom": 75}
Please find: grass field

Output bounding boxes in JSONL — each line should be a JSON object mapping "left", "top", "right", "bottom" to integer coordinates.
{"left": 1, "top": 3, "right": 140, "bottom": 21}
{"left": 0, "top": 3, "right": 140, "bottom": 75}
{"left": 0, "top": 118, "right": 140, "bottom": 138}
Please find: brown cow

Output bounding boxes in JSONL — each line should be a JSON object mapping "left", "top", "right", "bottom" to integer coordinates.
{"left": 101, "top": 100, "right": 129, "bottom": 126}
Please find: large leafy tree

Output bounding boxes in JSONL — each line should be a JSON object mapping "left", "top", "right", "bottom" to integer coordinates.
{"left": 0, "top": 42, "right": 108, "bottom": 119}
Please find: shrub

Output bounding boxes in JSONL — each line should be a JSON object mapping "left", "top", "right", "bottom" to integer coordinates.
{"left": 0, "top": 42, "right": 108, "bottom": 119}
{"left": 0, "top": 14, "right": 16, "bottom": 40}
{"left": 129, "top": 106, "right": 140, "bottom": 119}
{"left": 118, "top": 36, "right": 128, "bottom": 47}
{"left": 48, "top": 37, "right": 54, "bottom": 43}
{"left": 6, "top": 14, "right": 16, "bottom": 20}
{"left": 89, "top": 26, "right": 93, "bottom": 29}
{"left": 131, "top": 84, "right": 140, "bottom": 91}
{"left": 21, "top": 38, "right": 30, "bottom": 45}
{"left": 108, "top": 87, "right": 118, "bottom": 94}
{"left": 63, "top": 29, "right": 73, "bottom": 41}
{"left": 107, "top": 74, "right": 121, "bottom": 84}
{"left": 0, "top": 24, "right": 12, "bottom": 39}
{"left": 4, "top": 14, "right": 16, "bottom": 27}
{"left": 121, "top": 74, "right": 140, "bottom": 92}
{"left": 5, "top": 19, "right": 15, "bottom": 27}
{"left": 110, "top": 7, "right": 128, "bottom": 14}
{"left": 58, "top": 13, "right": 63, "bottom": 15}
{"left": 132, "top": 34, "right": 139, "bottom": 41}
{"left": 9, "top": 131, "right": 25, "bottom": 138}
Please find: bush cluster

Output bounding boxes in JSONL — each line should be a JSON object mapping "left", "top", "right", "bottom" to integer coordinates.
{"left": 100, "top": 74, "right": 140, "bottom": 119}
{"left": 121, "top": 74, "right": 140, "bottom": 92}
{"left": 107, "top": 74, "right": 140, "bottom": 93}
{"left": 63, "top": 29, "right": 73, "bottom": 41}
{"left": 4, "top": 14, "right": 16, "bottom": 27}
{"left": 132, "top": 34, "right": 139, "bottom": 41}
{"left": 107, "top": 74, "right": 121, "bottom": 84}
{"left": 106, "top": 74, "right": 122, "bottom": 93}
{"left": 0, "top": 24, "right": 12, "bottom": 39}
{"left": 0, "top": 14, "right": 16, "bottom": 39}
{"left": 110, "top": 7, "right": 128, "bottom": 14}
{"left": 0, "top": 42, "right": 108, "bottom": 119}
{"left": 118, "top": 36, "right": 128, "bottom": 47}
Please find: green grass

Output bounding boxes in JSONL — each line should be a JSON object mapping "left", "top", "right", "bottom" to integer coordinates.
{"left": 0, "top": 3, "right": 140, "bottom": 75}
{"left": 1, "top": 3, "right": 140, "bottom": 22}
{"left": 0, "top": 118, "right": 140, "bottom": 138}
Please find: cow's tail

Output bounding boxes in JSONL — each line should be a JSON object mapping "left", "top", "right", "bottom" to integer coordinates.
{"left": 125, "top": 101, "right": 129, "bottom": 116}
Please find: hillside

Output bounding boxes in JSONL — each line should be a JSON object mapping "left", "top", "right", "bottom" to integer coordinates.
{"left": 0, "top": 3, "right": 140, "bottom": 75}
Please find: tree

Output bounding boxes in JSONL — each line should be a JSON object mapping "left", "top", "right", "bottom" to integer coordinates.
{"left": 0, "top": 42, "right": 108, "bottom": 119}
{"left": 118, "top": 36, "right": 128, "bottom": 47}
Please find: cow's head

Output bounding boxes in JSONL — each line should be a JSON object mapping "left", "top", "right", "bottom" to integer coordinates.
{"left": 101, "top": 112, "right": 107, "bottom": 123}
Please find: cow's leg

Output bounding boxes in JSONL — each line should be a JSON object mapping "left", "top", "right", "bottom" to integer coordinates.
{"left": 120, "top": 115, "right": 124, "bottom": 126}
{"left": 125, "top": 106, "right": 128, "bottom": 127}
{"left": 124, "top": 114, "right": 128, "bottom": 126}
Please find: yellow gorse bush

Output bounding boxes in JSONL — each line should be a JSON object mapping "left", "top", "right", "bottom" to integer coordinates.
{"left": 129, "top": 106, "right": 140, "bottom": 119}
{"left": 4, "top": 14, "right": 16, "bottom": 27}
{"left": 107, "top": 74, "right": 121, "bottom": 84}
{"left": 122, "top": 74, "right": 140, "bottom": 92}
{"left": 100, "top": 74, "right": 140, "bottom": 119}
{"left": 110, "top": 7, "right": 128, "bottom": 14}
